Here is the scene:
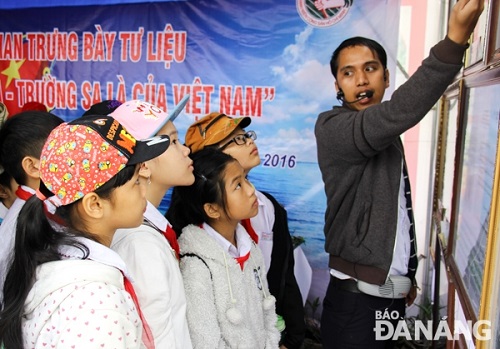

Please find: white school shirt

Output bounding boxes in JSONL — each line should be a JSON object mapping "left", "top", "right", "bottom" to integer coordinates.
{"left": 112, "top": 201, "right": 193, "bottom": 349}
{"left": 0, "top": 185, "right": 34, "bottom": 303}
{"left": 202, "top": 222, "right": 253, "bottom": 259}
{"left": 0, "top": 201, "right": 8, "bottom": 223}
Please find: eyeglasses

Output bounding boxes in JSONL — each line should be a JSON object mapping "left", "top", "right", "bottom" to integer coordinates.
{"left": 219, "top": 131, "right": 257, "bottom": 151}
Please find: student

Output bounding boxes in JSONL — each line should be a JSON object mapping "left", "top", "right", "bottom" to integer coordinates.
{"left": 109, "top": 99, "right": 194, "bottom": 348}
{"left": 0, "top": 115, "right": 170, "bottom": 348}
{"left": 0, "top": 169, "right": 17, "bottom": 224}
{"left": 0, "top": 104, "right": 16, "bottom": 223}
{"left": 0, "top": 111, "right": 64, "bottom": 301}
{"left": 167, "top": 148, "right": 280, "bottom": 348}
{"left": 314, "top": 0, "right": 484, "bottom": 347}
{"left": 180, "top": 112, "right": 305, "bottom": 349}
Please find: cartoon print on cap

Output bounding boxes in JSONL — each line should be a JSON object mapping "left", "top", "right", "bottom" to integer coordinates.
{"left": 39, "top": 115, "right": 170, "bottom": 207}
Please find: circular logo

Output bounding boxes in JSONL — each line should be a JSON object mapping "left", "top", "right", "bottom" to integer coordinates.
{"left": 297, "top": 0, "right": 353, "bottom": 28}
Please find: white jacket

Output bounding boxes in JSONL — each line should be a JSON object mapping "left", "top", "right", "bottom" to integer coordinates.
{"left": 112, "top": 202, "right": 193, "bottom": 349}
{"left": 23, "top": 258, "right": 142, "bottom": 349}
{"left": 179, "top": 224, "right": 280, "bottom": 349}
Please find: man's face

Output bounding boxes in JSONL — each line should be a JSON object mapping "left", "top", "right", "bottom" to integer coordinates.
{"left": 334, "top": 45, "right": 389, "bottom": 111}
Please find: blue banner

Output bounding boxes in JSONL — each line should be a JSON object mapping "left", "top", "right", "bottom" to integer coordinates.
{"left": 0, "top": 0, "right": 401, "bottom": 323}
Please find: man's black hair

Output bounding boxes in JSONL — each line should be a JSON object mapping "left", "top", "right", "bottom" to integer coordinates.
{"left": 330, "top": 36, "right": 388, "bottom": 79}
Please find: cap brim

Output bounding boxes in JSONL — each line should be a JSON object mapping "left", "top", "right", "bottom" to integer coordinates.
{"left": 238, "top": 116, "right": 252, "bottom": 129}
{"left": 128, "top": 135, "right": 170, "bottom": 165}
{"left": 168, "top": 94, "right": 190, "bottom": 123}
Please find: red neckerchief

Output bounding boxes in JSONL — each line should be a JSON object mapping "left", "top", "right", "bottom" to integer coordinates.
{"left": 123, "top": 274, "right": 155, "bottom": 349}
{"left": 15, "top": 186, "right": 33, "bottom": 201}
{"left": 235, "top": 251, "right": 250, "bottom": 271}
{"left": 162, "top": 224, "right": 180, "bottom": 260}
{"left": 240, "top": 218, "right": 259, "bottom": 243}
{"left": 200, "top": 222, "right": 256, "bottom": 270}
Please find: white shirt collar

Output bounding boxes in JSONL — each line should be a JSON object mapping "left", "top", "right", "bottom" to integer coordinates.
{"left": 202, "top": 222, "right": 252, "bottom": 258}
{"left": 58, "top": 236, "right": 133, "bottom": 280}
{"left": 143, "top": 201, "right": 170, "bottom": 232}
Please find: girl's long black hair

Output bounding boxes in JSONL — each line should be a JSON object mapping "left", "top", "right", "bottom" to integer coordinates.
{"left": 0, "top": 165, "right": 136, "bottom": 348}
{"left": 166, "top": 148, "right": 237, "bottom": 236}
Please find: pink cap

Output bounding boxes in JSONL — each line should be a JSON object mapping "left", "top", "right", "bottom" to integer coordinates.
{"left": 110, "top": 96, "right": 189, "bottom": 140}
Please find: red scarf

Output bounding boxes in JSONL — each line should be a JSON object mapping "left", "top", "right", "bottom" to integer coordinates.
{"left": 200, "top": 220, "right": 258, "bottom": 270}
{"left": 162, "top": 224, "right": 180, "bottom": 260}
{"left": 235, "top": 251, "right": 250, "bottom": 271}
{"left": 15, "top": 186, "right": 33, "bottom": 201}
{"left": 240, "top": 218, "right": 259, "bottom": 244}
{"left": 123, "top": 275, "right": 155, "bottom": 349}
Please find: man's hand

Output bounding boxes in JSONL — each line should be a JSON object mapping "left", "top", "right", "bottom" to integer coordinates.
{"left": 448, "top": 0, "right": 485, "bottom": 45}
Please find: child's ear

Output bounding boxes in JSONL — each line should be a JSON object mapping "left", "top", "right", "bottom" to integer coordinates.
{"left": 203, "top": 203, "right": 221, "bottom": 220}
{"left": 80, "top": 192, "right": 105, "bottom": 219}
{"left": 139, "top": 162, "right": 151, "bottom": 178}
{"left": 21, "top": 156, "right": 40, "bottom": 180}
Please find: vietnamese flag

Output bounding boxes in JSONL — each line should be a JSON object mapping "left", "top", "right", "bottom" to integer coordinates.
{"left": 0, "top": 38, "right": 50, "bottom": 117}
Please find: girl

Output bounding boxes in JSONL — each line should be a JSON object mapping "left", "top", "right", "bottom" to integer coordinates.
{"left": 110, "top": 100, "right": 194, "bottom": 348}
{"left": 181, "top": 113, "right": 305, "bottom": 349}
{"left": 168, "top": 148, "right": 280, "bottom": 348}
{"left": 0, "top": 115, "right": 170, "bottom": 349}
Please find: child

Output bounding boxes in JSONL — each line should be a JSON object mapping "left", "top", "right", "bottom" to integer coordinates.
{"left": 0, "top": 107, "right": 16, "bottom": 224}
{"left": 181, "top": 113, "right": 305, "bottom": 349}
{"left": 0, "top": 169, "right": 17, "bottom": 224}
{"left": 168, "top": 147, "right": 280, "bottom": 348}
{"left": 0, "top": 115, "right": 170, "bottom": 348}
{"left": 0, "top": 111, "right": 64, "bottom": 301}
{"left": 109, "top": 99, "right": 194, "bottom": 348}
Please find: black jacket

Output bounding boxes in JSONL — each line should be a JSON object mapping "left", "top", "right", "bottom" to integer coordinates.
{"left": 262, "top": 191, "right": 305, "bottom": 349}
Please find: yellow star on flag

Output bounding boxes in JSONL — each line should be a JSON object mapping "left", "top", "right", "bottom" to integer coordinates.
{"left": 2, "top": 59, "right": 25, "bottom": 88}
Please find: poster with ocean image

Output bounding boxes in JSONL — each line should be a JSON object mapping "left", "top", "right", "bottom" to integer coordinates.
{"left": 1, "top": 0, "right": 401, "bottom": 326}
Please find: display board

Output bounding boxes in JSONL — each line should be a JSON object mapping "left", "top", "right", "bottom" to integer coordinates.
{"left": 451, "top": 84, "right": 500, "bottom": 317}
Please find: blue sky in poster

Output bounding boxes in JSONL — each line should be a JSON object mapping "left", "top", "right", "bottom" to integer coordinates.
{"left": 0, "top": 0, "right": 400, "bottom": 299}
{"left": 0, "top": 0, "right": 399, "bottom": 165}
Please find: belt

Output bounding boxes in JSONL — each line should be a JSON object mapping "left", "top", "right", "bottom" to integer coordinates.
{"left": 330, "top": 275, "right": 360, "bottom": 293}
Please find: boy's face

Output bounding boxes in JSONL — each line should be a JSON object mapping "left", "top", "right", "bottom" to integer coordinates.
{"left": 334, "top": 45, "right": 389, "bottom": 111}
{"left": 218, "top": 126, "right": 260, "bottom": 174}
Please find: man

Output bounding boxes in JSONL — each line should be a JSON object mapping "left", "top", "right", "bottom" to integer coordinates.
{"left": 314, "top": 0, "right": 484, "bottom": 347}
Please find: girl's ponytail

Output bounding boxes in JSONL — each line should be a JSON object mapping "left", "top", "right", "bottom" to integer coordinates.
{"left": 0, "top": 195, "right": 54, "bottom": 347}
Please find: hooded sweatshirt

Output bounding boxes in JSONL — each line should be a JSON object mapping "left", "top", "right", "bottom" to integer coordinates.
{"left": 22, "top": 239, "right": 143, "bottom": 349}
{"left": 179, "top": 223, "right": 280, "bottom": 349}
